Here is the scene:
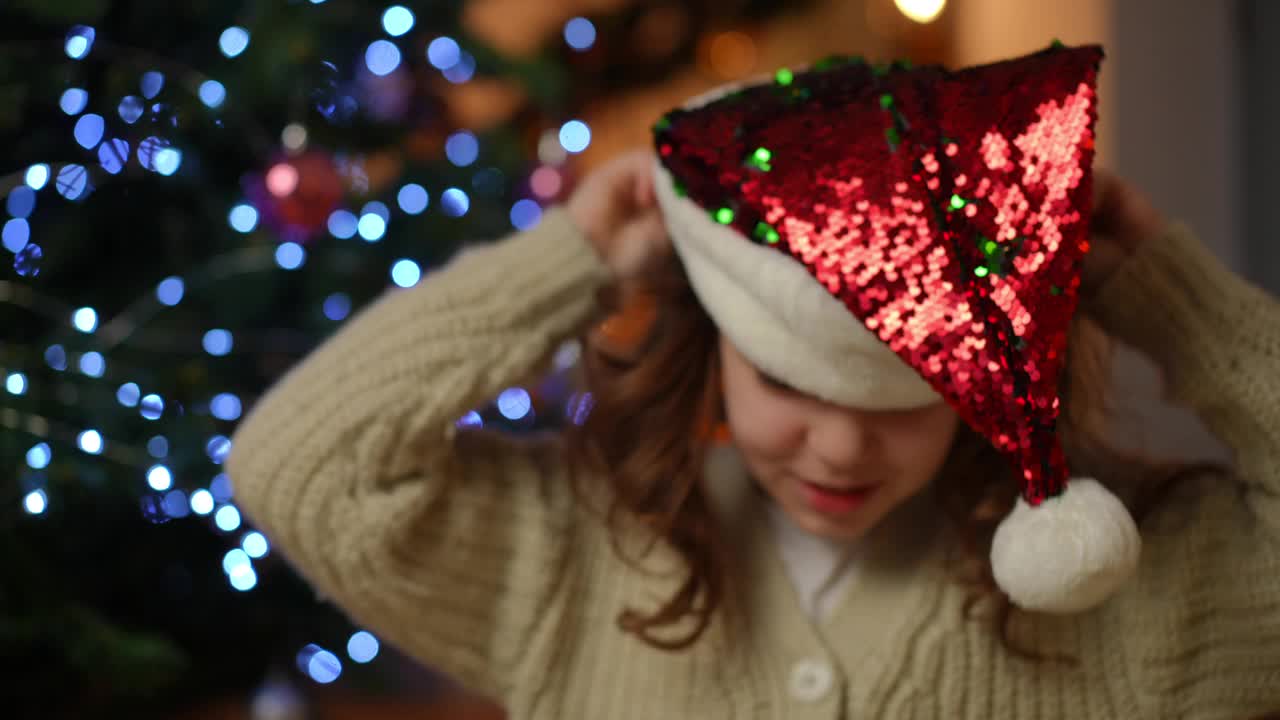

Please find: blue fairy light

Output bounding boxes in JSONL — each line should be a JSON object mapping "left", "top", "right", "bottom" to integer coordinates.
{"left": 199, "top": 80, "right": 227, "bottom": 108}
{"left": 222, "top": 548, "right": 251, "bottom": 575}
{"left": 72, "top": 307, "right": 98, "bottom": 333}
{"left": 397, "top": 183, "right": 428, "bottom": 214}
{"left": 74, "top": 114, "right": 105, "bottom": 149}
{"left": 382, "top": 6, "right": 415, "bottom": 36}
{"left": 219, "top": 27, "right": 250, "bottom": 58}
{"left": 25, "top": 164, "right": 50, "bottom": 190}
{"left": 445, "top": 131, "right": 479, "bottom": 167}
{"left": 140, "top": 393, "right": 164, "bottom": 420}
{"left": 78, "top": 430, "right": 104, "bottom": 455}
{"left": 210, "top": 393, "right": 242, "bottom": 421}
{"left": 14, "top": 243, "right": 42, "bottom": 276}
{"left": 118, "top": 96, "right": 144, "bottom": 124}
{"left": 79, "top": 351, "right": 105, "bottom": 377}
{"left": 323, "top": 293, "right": 351, "bottom": 321}
{"left": 497, "top": 387, "right": 532, "bottom": 420}
{"left": 440, "top": 188, "right": 469, "bottom": 217}
{"left": 137, "top": 136, "right": 169, "bottom": 171}
{"left": 362, "top": 200, "right": 391, "bottom": 222}
{"left": 153, "top": 147, "right": 182, "bottom": 176}
{"left": 190, "top": 489, "right": 215, "bottom": 515}
{"left": 162, "top": 490, "right": 190, "bottom": 518}
{"left": 442, "top": 52, "right": 475, "bottom": 83}
{"left": 147, "top": 435, "right": 169, "bottom": 458}
{"left": 65, "top": 26, "right": 95, "bottom": 60}
{"left": 275, "top": 242, "right": 305, "bottom": 269}
{"left": 365, "top": 40, "right": 401, "bottom": 76}
{"left": 45, "top": 345, "right": 67, "bottom": 371}
{"left": 27, "top": 443, "right": 52, "bottom": 470}
{"left": 117, "top": 382, "right": 141, "bottom": 407}
{"left": 156, "top": 276, "right": 185, "bottom": 306}
{"left": 98, "top": 138, "right": 130, "bottom": 175}
{"left": 228, "top": 204, "right": 259, "bottom": 233}
{"left": 357, "top": 213, "right": 386, "bottom": 241}
{"left": 203, "top": 329, "right": 233, "bottom": 356}
{"left": 390, "top": 259, "right": 420, "bottom": 288}
{"left": 60, "top": 88, "right": 89, "bottom": 115}
{"left": 564, "top": 18, "right": 596, "bottom": 50}
{"left": 427, "top": 36, "right": 460, "bottom": 69}
{"left": 55, "top": 164, "right": 89, "bottom": 201}
{"left": 140, "top": 71, "right": 165, "bottom": 99}
{"left": 210, "top": 473, "right": 233, "bottom": 501}
{"left": 206, "top": 435, "right": 232, "bottom": 464}
{"left": 23, "top": 489, "right": 48, "bottom": 515}
{"left": 5, "top": 372, "right": 27, "bottom": 395}
{"left": 147, "top": 464, "right": 173, "bottom": 491}
{"left": 7, "top": 186, "right": 36, "bottom": 218}
{"left": 301, "top": 647, "right": 342, "bottom": 684}
{"left": 327, "top": 209, "right": 357, "bottom": 239}
{"left": 215, "top": 505, "right": 242, "bottom": 532}
{"left": 566, "top": 391, "right": 594, "bottom": 425}
{"left": 2, "top": 219, "right": 29, "bottom": 253}
{"left": 347, "top": 632, "right": 379, "bottom": 663}
{"left": 228, "top": 564, "right": 257, "bottom": 591}
{"left": 242, "top": 531, "right": 269, "bottom": 558}
{"left": 510, "top": 199, "right": 542, "bottom": 230}
{"left": 559, "top": 120, "right": 591, "bottom": 153}
{"left": 456, "top": 411, "right": 483, "bottom": 429}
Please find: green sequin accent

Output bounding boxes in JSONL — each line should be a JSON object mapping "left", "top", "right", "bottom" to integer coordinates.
{"left": 653, "top": 116, "right": 671, "bottom": 132}
{"left": 872, "top": 62, "right": 891, "bottom": 77}
{"left": 983, "top": 239, "right": 998, "bottom": 255}
{"left": 879, "top": 93, "right": 894, "bottom": 109}
{"left": 885, "top": 126, "right": 900, "bottom": 149}
{"left": 1051, "top": 38, "right": 1065, "bottom": 49}
{"left": 974, "top": 266, "right": 990, "bottom": 278}
{"left": 949, "top": 194, "right": 967, "bottom": 210}
{"left": 747, "top": 147, "right": 773, "bottom": 172}
{"left": 753, "top": 221, "right": 780, "bottom": 244}
{"left": 673, "top": 179, "right": 687, "bottom": 197}
{"left": 1050, "top": 284, "right": 1062, "bottom": 295}
{"left": 715, "top": 207, "right": 734, "bottom": 224}
{"left": 775, "top": 67, "right": 794, "bottom": 86}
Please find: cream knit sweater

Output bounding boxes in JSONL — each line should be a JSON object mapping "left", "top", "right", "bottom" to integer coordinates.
{"left": 227, "top": 208, "right": 1280, "bottom": 719}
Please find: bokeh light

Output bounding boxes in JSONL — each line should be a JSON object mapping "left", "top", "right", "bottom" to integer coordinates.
{"left": 72, "top": 307, "right": 98, "bottom": 333}
{"left": 74, "top": 114, "right": 105, "bottom": 149}
{"left": 445, "top": 131, "right": 479, "bottom": 166}
{"left": 390, "top": 259, "right": 421, "bottom": 288}
{"left": 140, "top": 393, "right": 164, "bottom": 420}
{"left": 78, "top": 430, "right": 104, "bottom": 455}
{"left": 117, "top": 382, "right": 141, "bottom": 407}
{"left": 440, "top": 188, "right": 469, "bottom": 217}
{"left": 382, "top": 6, "right": 415, "bottom": 36}
{"left": 357, "top": 213, "right": 386, "bottom": 241}
{"left": 564, "top": 18, "right": 596, "bottom": 50}
{"left": 529, "top": 166, "right": 562, "bottom": 199}
{"left": 3, "top": 219, "right": 28, "bottom": 252}
{"left": 229, "top": 204, "right": 259, "bottom": 233}
{"left": 323, "top": 293, "right": 351, "bottom": 321}
{"left": 55, "top": 164, "right": 89, "bottom": 201}
{"left": 895, "top": 0, "right": 946, "bottom": 23}
{"left": 427, "top": 37, "right": 460, "bottom": 69}
{"left": 65, "top": 26, "right": 95, "bottom": 60}
{"left": 140, "top": 71, "right": 165, "bottom": 99}
{"left": 327, "top": 209, "right": 357, "bottom": 238}
{"left": 26, "top": 443, "right": 51, "bottom": 470}
{"left": 497, "top": 387, "right": 532, "bottom": 420}
{"left": 147, "top": 465, "right": 173, "bottom": 491}
{"left": 25, "top": 164, "right": 50, "bottom": 190}
{"left": 211, "top": 393, "right": 242, "bottom": 421}
{"left": 559, "top": 120, "right": 591, "bottom": 153}
{"left": 215, "top": 505, "right": 242, "bottom": 532}
{"left": 266, "top": 163, "right": 299, "bottom": 197}
{"left": 203, "top": 329, "right": 233, "bottom": 356}
{"left": 275, "top": 242, "right": 306, "bottom": 269}
{"left": 347, "top": 632, "right": 380, "bottom": 663}
{"left": 156, "top": 276, "right": 185, "bottom": 306}
{"left": 365, "top": 40, "right": 401, "bottom": 76}
{"left": 190, "top": 489, "right": 215, "bottom": 515}
{"left": 79, "top": 351, "right": 105, "bottom": 377}
{"left": 5, "top": 372, "right": 28, "bottom": 396}
{"left": 442, "top": 52, "right": 475, "bottom": 83}
{"left": 397, "top": 183, "right": 428, "bottom": 214}
{"left": 219, "top": 27, "right": 250, "bottom": 58}
{"left": 147, "top": 436, "right": 169, "bottom": 458}
{"left": 199, "top": 80, "right": 227, "bottom": 108}
{"left": 98, "top": 138, "right": 131, "bottom": 175}
{"left": 24, "top": 489, "right": 48, "bottom": 515}
{"left": 60, "top": 88, "right": 89, "bottom": 115}
{"left": 510, "top": 199, "right": 542, "bottom": 230}
{"left": 242, "top": 531, "right": 269, "bottom": 558}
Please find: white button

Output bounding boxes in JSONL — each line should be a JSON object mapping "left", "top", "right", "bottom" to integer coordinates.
{"left": 788, "top": 658, "right": 834, "bottom": 703}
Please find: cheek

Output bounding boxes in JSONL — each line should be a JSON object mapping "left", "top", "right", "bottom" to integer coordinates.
{"left": 885, "top": 413, "right": 959, "bottom": 487}
{"left": 723, "top": 387, "right": 806, "bottom": 462}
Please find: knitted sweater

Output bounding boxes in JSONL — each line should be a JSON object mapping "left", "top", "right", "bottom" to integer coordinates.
{"left": 227, "top": 208, "right": 1280, "bottom": 719}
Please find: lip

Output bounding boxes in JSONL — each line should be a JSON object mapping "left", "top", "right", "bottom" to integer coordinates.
{"left": 795, "top": 478, "right": 880, "bottom": 515}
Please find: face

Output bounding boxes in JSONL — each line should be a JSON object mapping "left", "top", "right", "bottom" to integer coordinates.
{"left": 718, "top": 336, "right": 960, "bottom": 542}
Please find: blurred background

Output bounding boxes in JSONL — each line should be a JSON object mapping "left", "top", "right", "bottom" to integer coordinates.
{"left": 0, "top": 0, "right": 1273, "bottom": 718}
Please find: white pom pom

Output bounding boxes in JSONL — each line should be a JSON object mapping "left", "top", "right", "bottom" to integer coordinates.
{"left": 990, "top": 478, "right": 1141, "bottom": 614}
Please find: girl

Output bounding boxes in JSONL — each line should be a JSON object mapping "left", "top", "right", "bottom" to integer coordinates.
{"left": 228, "top": 46, "right": 1280, "bottom": 718}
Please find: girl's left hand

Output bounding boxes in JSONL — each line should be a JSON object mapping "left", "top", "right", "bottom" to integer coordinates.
{"left": 1080, "top": 169, "right": 1167, "bottom": 299}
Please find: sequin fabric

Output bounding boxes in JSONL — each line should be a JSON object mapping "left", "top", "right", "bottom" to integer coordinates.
{"left": 654, "top": 45, "right": 1104, "bottom": 504}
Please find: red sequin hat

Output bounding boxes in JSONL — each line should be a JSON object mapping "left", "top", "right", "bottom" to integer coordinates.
{"left": 652, "top": 44, "right": 1140, "bottom": 613}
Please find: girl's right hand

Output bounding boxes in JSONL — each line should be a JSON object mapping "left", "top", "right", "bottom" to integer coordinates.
{"left": 566, "top": 150, "right": 671, "bottom": 281}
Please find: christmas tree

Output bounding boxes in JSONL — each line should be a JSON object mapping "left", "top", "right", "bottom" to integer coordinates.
{"left": 0, "top": 1, "right": 809, "bottom": 717}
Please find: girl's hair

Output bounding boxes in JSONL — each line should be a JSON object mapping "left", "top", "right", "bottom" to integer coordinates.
{"left": 564, "top": 257, "right": 1229, "bottom": 657}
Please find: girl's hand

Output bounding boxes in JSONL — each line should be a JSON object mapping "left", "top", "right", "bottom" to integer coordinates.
{"left": 566, "top": 150, "right": 671, "bottom": 281}
{"left": 1080, "top": 169, "right": 1167, "bottom": 299}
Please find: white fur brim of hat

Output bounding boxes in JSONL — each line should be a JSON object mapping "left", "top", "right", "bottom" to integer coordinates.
{"left": 654, "top": 76, "right": 1141, "bottom": 614}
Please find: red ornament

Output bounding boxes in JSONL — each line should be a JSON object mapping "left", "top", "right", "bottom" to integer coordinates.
{"left": 245, "top": 150, "right": 345, "bottom": 241}
{"left": 654, "top": 45, "right": 1103, "bottom": 505}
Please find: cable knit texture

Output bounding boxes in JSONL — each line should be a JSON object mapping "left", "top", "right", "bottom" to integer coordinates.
{"left": 228, "top": 210, "right": 1280, "bottom": 718}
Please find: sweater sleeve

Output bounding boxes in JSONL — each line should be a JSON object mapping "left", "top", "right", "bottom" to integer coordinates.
{"left": 1086, "top": 222, "right": 1280, "bottom": 533}
{"left": 225, "top": 208, "right": 613, "bottom": 697}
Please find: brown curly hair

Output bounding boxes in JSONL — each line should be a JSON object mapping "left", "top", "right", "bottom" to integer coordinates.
{"left": 564, "top": 258, "right": 1227, "bottom": 659}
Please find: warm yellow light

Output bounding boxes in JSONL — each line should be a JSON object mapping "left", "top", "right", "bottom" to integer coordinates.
{"left": 894, "top": 0, "right": 946, "bottom": 23}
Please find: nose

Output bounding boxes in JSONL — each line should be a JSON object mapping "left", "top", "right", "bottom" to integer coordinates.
{"left": 806, "top": 405, "right": 873, "bottom": 473}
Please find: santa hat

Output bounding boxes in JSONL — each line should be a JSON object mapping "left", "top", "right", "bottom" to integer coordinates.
{"left": 651, "top": 44, "right": 1140, "bottom": 614}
